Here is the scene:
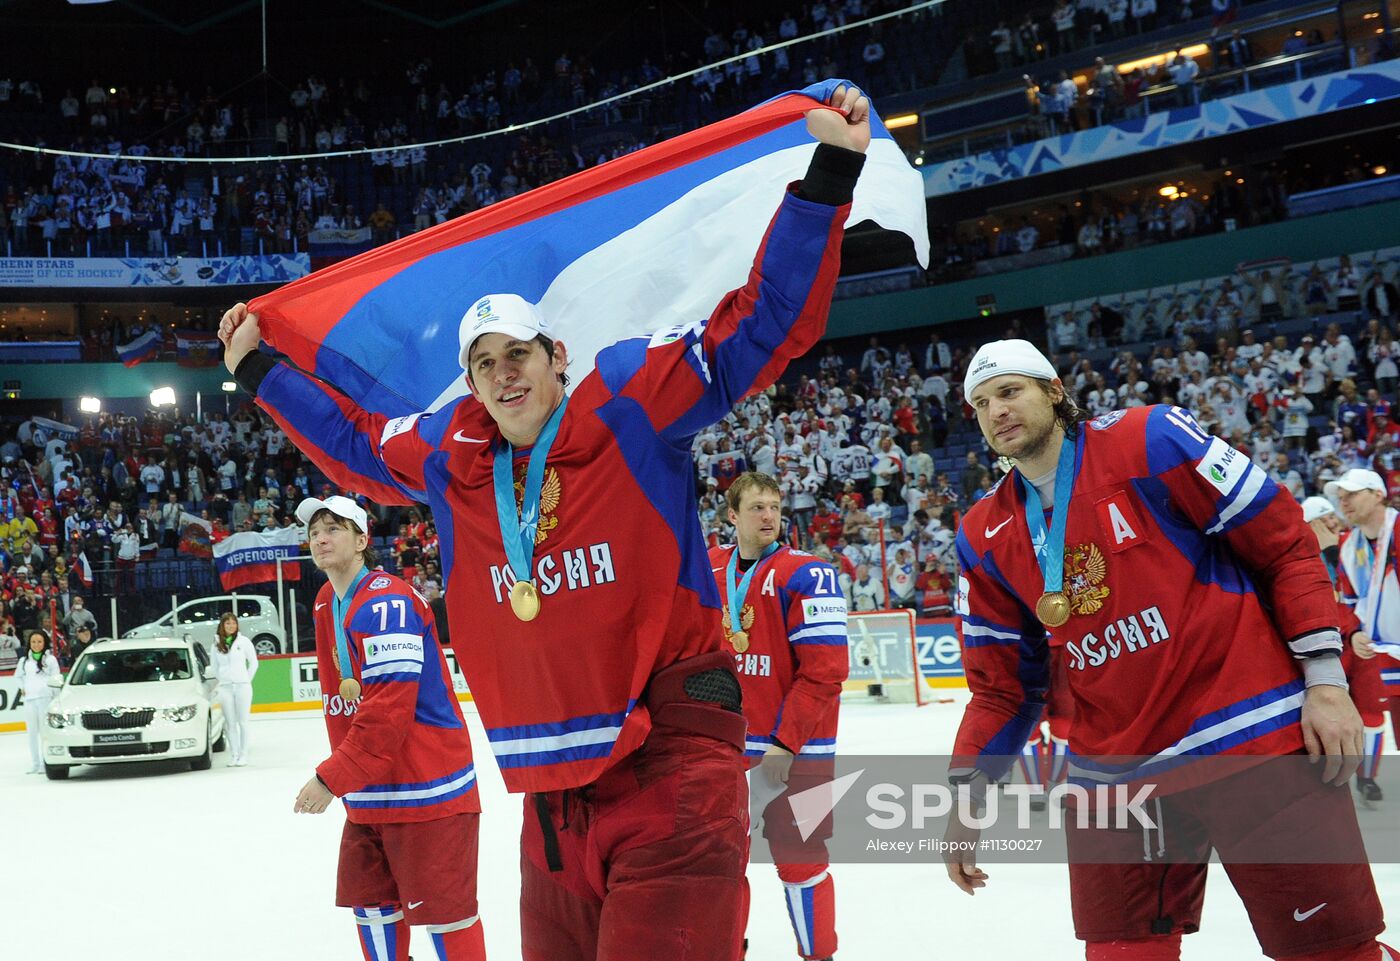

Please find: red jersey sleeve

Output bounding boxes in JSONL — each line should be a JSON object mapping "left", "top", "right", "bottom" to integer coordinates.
{"left": 773, "top": 558, "right": 848, "bottom": 754}
{"left": 316, "top": 585, "right": 434, "bottom": 796}
{"left": 1143, "top": 406, "right": 1341, "bottom": 659}
{"left": 256, "top": 362, "right": 439, "bottom": 506}
{"left": 950, "top": 518, "right": 1048, "bottom": 781}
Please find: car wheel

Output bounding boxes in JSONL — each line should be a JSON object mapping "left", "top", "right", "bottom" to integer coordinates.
{"left": 44, "top": 763, "right": 70, "bottom": 780}
{"left": 252, "top": 633, "right": 280, "bottom": 656}
{"left": 190, "top": 721, "right": 213, "bottom": 771}
{"left": 212, "top": 724, "right": 227, "bottom": 753}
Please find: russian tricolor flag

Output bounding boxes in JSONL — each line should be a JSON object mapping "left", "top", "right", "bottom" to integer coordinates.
{"left": 115, "top": 329, "right": 162, "bottom": 367}
{"left": 249, "top": 80, "right": 928, "bottom": 418}
{"left": 212, "top": 527, "right": 303, "bottom": 590}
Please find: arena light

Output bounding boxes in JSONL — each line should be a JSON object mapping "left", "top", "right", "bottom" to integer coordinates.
{"left": 149, "top": 386, "right": 176, "bottom": 407}
{"left": 1159, "top": 185, "right": 1179, "bottom": 198}
{"left": 221, "top": 381, "right": 237, "bottom": 392}
{"left": 1117, "top": 44, "right": 1209, "bottom": 75}
{"left": 79, "top": 396, "right": 101, "bottom": 413}
{"left": 1375, "top": 165, "right": 1389, "bottom": 176}
{"left": 885, "top": 114, "right": 918, "bottom": 129}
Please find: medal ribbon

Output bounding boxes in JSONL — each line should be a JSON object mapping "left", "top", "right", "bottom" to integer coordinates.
{"left": 492, "top": 395, "right": 569, "bottom": 587}
{"left": 726, "top": 541, "right": 781, "bottom": 636}
{"left": 1018, "top": 434, "right": 1079, "bottom": 599}
{"left": 332, "top": 567, "right": 370, "bottom": 683}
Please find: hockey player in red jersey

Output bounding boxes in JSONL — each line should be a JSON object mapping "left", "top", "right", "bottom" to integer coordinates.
{"left": 225, "top": 86, "right": 872, "bottom": 961}
{"left": 709, "top": 471, "right": 848, "bottom": 961}
{"left": 291, "top": 496, "right": 485, "bottom": 961}
{"left": 944, "top": 339, "right": 1391, "bottom": 961}
{"left": 1323, "top": 472, "right": 1400, "bottom": 801}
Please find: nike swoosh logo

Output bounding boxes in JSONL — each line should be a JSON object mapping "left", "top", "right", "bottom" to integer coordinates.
{"left": 407, "top": 900, "right": 424, "bottom": 910}
{"left": 1293, "top": 903, "right": 1326, "bottom": 922}
{"left": 711, "top": 567, "right": 725, "bottom": 572}
{"left": 984, "top": 517, "right": 1013, "bottom": 538}
{"left": 314, "top": 603, "right": 327, "bottom": 611}
{"left": 452, "top": 431, "right": 489, "bottom": 444}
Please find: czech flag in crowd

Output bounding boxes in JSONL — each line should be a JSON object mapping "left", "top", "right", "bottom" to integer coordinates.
{"left": 175, "top": 329, "right": 223, "bottom": 368}
{"left": 248, "top": 80, "right": 929, "bottom": 418}
{"left": 212, "top": 526, "right": 302, "bottom": 590}
{"left": 115, "top": 329, "right": 161, "bottom": 367}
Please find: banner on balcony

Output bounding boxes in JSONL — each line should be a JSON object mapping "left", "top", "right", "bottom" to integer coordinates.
{"left": 0, "top": 255, "right": 310, "bottom": 288}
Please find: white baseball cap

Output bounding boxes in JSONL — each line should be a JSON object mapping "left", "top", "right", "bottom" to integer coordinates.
{"left": 295, "top": 495, "right": 369, "bottom": 535}
{"left": 1324, "top": 468, "right": 1387, "bottom": 500}
{"left": 964, "top": 339, "right": 1057, "bottom": 400}
{"left": 458, "top": 293, "right": 551, "bottom": 372}
{"left": 1299, "top": 496, "right": 1335, "bottom": 523}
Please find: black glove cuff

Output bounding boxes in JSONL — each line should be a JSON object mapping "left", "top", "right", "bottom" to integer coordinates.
{"left": 798, "top": 143, "right": 866, "bottom": 207}
{"left": 233, "top": 350, "right": 277, "bottom": 395}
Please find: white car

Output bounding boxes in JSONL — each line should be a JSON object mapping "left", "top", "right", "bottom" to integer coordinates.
{"left": 122, "top": 594, "right": 288, "bottom": 655}
{"left": 41, "top": 637, "right": 227, "bottom": 779}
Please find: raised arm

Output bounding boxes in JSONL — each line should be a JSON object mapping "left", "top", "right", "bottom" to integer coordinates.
{"left": 220, "top": 304, "right": 432, "bottom": 505}
{"left": 592, "top": 87, "right": 870, "bottom": 445}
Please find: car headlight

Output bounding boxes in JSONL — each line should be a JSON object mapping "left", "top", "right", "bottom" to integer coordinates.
{"left": 47, "top": 710, "right": 78, "bottom": 729}
{"left": 161, "top": 704, "right": 199, "bottom": 723}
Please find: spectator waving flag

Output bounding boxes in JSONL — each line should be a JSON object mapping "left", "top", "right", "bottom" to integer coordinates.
{"left": 248, "top": 80, "right": 928, "bottom": 418}
{"left": 177, "top": 512, "right": 213, "bottom": 557}
{"left": 212, "top": 527, "right": 302, "bottom": 590}
{"left": 175, "top": 329, "right": 222, "bottom": 368}
{"left": 115, "top": 329, "right": 162, "bottom": 367}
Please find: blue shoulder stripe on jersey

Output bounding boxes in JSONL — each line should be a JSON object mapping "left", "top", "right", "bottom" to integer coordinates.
{"left": 415, "top": 398, "right": 461, "bottom": 448}
{"left": 789, "top": 627, "right": 847, "bottom": 645}
{"left": 1144, "top": 404, "right": 1210, "bottom": 475}
{"left": 593, "top": 393, "right": 722, "bottom": 607}
{"left": 423, "top": 451, "right": 457, "bottom": 583}
{"left": 413, "top": 633, "right": 464, "bottom": 730}
{"left": 342, "top": 763, "right": 477, "bottom": 808}
{"left": 1067, "top": 680, "right": 1305, "bottom": 785}
{"left": 1130, "top": 476, "right": 1256, "bottom": 595}
{"left": 486, "top": 703, "right": 635, "bottom": 770}
{"left": 596, "top": 336, "right": 648, "bottom": 397}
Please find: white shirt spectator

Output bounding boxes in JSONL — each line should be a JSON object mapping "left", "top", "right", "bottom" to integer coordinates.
{"left": 850, "top": 575, "right": 884, "bottom": 612}
{"left": 1322, "top": 335, "right": 1357, "bottom": 379}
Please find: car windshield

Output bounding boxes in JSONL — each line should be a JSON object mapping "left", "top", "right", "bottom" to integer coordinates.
{"left": 69, "top": 648, "right": 193, "bottom": 685}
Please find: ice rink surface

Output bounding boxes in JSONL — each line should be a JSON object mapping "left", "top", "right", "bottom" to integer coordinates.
{"left": 3, "top": 692, "right": 1395, "bottom": 961}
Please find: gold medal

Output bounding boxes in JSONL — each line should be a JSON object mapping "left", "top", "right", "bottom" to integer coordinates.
{"left": 510, "top": 580, "right": 541, "bottom": 621}
{"left": 339, "top": 677, "right": 361, "bottom": 701}
{"left": 1036, "top": 591, "right": 1071, "bottom": 628}
{"left": 730, "top": 630, "right": 750, "bottom": 654}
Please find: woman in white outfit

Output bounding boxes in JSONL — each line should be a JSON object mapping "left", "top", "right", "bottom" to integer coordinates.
{"left": 19, "top": 629, "right": 61, "bottom": 774}
{"left": 212, "top": 613, "right": 258, "bottom": 766}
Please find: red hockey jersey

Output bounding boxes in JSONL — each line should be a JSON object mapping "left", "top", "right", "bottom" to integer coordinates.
{"left": 255, "top": 187, "right": 849, "bottom": 792}
{"left": 709, "top": 544, "right": 848, "bottom": 762}
{"left": 953, "top": 405, "right": 1341, "bottom": 786}
{"left": 314, "top": 570, "right": 480, "bottom": 824}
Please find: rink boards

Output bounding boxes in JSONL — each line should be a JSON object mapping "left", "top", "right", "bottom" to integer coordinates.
{"left": 0, "top": 618, "right": 968, "bottom": 732}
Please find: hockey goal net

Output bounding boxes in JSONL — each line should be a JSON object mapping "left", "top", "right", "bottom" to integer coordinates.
{"left": 842, "top": 609, "right": 928, "bottom": 706}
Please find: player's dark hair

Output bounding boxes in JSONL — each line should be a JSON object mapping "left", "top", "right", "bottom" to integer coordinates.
{"left": 1038, "top": 379, "right": 1090, "bottom": 440}
{"left": 726, "top": 471, "right": 782, "bottom": 513}
{"left": 307, "top": 508, "right": 379, "bottom": 567}
{"left": 534, "top": 335, "right": 570, "bottom": 388}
